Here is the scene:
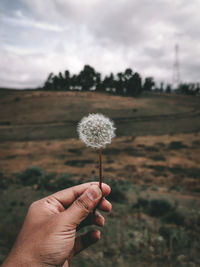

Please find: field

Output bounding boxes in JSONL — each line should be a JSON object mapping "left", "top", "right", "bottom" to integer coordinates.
{"left": 0, "top": 90, "right": 200, "bottom": 266}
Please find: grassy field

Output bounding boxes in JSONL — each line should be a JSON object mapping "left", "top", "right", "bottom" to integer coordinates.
{"left": 0, "top": 90, "right": 200, "bottom": 266}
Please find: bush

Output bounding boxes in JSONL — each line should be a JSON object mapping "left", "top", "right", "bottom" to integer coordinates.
{"left": 105, "top": 179, "right": 128, "bottom": 203}
{"left": 136, "top": 197, "right": 149, "bottom": 209}
{"left": 167, "top": 141, "right": 188, "bottom": 150}
{"left": 40, "top": 173, "right": 78, "bottom": 191}
{"left": 15, "top": 167, "right": 77, "bottom": 191}
{"left": 0, "top": 172, "right": 9, "bottom": 189}
{"left": 50, "top": 173, "right": 78, "bottom": 191}
{"left": 40, "top": 172, "right": 56, "bottom": 191}
{"left": 151, "top": 185, "right": 159, "bottom": 191}
{"left": 64, "top": 159, "right": 94, "bottom": 167}
{"left": 163, "top": 211, "right": 185, "bottom": 225}
{"left": 16, "top": 166, "right": 44, "bottom": 186}
{"left": 148, "top": 198, "right": 173, "bottom": 217}
{"left": 159, "top": 225, "right": 172, "bottom": 240}
{"left": 169, "top": 185, "right": 184, "bottom": 193}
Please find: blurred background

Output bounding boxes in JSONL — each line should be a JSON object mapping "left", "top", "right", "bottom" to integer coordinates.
{"left": 0, "top": 0, "right": 200, "bottom": 266}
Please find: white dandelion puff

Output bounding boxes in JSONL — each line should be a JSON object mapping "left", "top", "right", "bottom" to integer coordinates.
{"left": 77, "top": 113, "right": 116, "bottom": 148}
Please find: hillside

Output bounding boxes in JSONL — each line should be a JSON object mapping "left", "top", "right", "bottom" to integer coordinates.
{"left": 0, "top": 90, "right": 200, "bottom": 141}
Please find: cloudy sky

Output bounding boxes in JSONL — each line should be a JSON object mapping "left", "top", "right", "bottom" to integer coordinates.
{"left": 0, "top": 0, "right": 200, "bottom": 88}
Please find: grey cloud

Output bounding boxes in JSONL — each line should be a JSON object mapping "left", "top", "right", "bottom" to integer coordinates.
{"left": 0, "top": 0, "right": 200, "bottom": 88}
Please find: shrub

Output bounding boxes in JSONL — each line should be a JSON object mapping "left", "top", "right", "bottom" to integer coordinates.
{"left": 169, "top": 166, "right": 200, "bottom": 179}
{"left": 144, "top": 146, "right": 159, "bottom": 152}
{"left": 0, "top": 173, "right": 9, "bottom": 189}
{"left": 41, "top": 173, "right": 78, "bottom": 191}
{"left": 163, "top": 211, "right": 185, "bottom": 225}
{"left": 123, "top": 147, "right": 145, "bottom": 157}
{"left": 151, "top": 185, "right": 159, "bottom": 191}
{"left": 16, "top": 166, "right": 44, "bottom": 186}
{"left": 68, "top": 148, "right": 82, "bottom": 155}
{"left": 135, "top": 197, "right": 149, "bottom": 209}
{"left": 150, "top": 155, "right": 166, "bottom": 161}
{"left": 15, "top": 167, "right": 77, "bottom": 191}
{"left": 40, "top": 172, "right": 56, "bottom": 191}
{"left": 148, "top": 199, "right": 173, "bottom": 217}
{"left": 51, "top": 173, "right": 78, "bottom": 191}
{"left": 64, "top": 159, "right": 94, "bottom": 167}
{"left": 159, "top": 225, "right": 172, "bottom": 241}
{"left": 147, "top": 165, "right": 166, "bottom": 172}
{"left": 105, "top": 179, "right": 128, "bottom": 203}
{"left": 108, "top": 184, "right": 127, "bottom": 203}
{"left": 167, "top": 141, "right": 187, "bottom": 150}
{"left": 169, "top": 185, "right": 183, "bottom": 193}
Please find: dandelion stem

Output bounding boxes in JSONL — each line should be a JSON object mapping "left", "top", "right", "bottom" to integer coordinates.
{"left": 98, "top": 148, "right": 102, "bottom": 190}
{"left": 93, "top": 148, "right": 102, "bottom": 215}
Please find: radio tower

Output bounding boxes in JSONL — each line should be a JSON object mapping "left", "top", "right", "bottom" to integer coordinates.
{"left": 172, "top": 44, "right": 181, "bottom": 89}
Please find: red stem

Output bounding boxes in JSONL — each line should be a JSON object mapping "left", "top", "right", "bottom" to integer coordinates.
{"left": 99, "top": 148, "right": 102, "bottom": 190}
{"left": 93, "top": 148, "right": 102, "bottom": 215}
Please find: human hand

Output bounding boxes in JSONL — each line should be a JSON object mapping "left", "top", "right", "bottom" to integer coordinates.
{"left": 2, "top": 182, "right": 111, "bottom": 267}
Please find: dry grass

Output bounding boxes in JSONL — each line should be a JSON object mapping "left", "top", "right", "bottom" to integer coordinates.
{"left": 1, "top": 132, "right": 200, "bottom": 192}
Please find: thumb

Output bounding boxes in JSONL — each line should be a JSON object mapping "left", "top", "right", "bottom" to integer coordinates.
{"left": 62, "top": 185, "right": 102, "bottom": 227}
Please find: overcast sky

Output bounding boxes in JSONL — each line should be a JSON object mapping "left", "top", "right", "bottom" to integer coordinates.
{"left": 0, "top": 0, "right": 200, "bottom": 88}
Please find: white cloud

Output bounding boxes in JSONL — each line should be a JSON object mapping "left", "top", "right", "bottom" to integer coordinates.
{"left": 1, "top": 12, "right": 63, "bottom": 32}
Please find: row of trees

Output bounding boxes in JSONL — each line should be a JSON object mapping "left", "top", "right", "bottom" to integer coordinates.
{"left": 42, "top": 65, "right": 200, "bottom": 96}
{"left": 43, "top": 65, "right": 155, "bottom": 96}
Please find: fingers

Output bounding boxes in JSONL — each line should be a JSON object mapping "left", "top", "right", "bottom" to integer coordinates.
{"left": 98, "top": 198, "right": 112, "bottom": 212}
{"left": 74, "top": 230, "right": 100, "bottom": 256}
{"left": 51, "top": 182, "right": 111, "bottom": 209}
{"left": 61, "top": 185, "right": 103, "bottom": 227}
{"left": 77, "top": 211, "right": 105, "bottom": 231}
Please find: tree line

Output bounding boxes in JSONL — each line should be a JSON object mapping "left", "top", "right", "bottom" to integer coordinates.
{"left": 42, "top": 64, "right": 200, "bottom": 96}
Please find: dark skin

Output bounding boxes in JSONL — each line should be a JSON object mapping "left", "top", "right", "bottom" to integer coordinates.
{"left": 2, "top": 182, "right": 112, "bottom": 267}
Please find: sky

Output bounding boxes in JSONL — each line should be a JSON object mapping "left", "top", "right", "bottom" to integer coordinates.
{"left": 0, "top": 0, "right": 200, "bottom": 89}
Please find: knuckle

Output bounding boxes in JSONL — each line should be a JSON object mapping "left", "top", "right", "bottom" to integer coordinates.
{"left": 29, "top": 200, "right": 39, "bottom": 211}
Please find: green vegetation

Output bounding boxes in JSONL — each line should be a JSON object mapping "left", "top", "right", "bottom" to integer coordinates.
{"left": 1, "top": 167, "right": 200, "bottom": 266}
{"left": 15, "top": 166, "right": 79, "bottom": 191}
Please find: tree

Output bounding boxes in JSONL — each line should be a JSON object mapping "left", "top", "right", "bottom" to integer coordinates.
{"left": 125, "top": 70, "right": 142, "bottom": 96}
{"left": 95, "top": 72, "right": 102, "bottom": 91}
{"left": 124, "top": 68, "right": 133, "bottom": 80}
{"left": 58, "top": 72, "right": 65, "bottom": 90}
{"left": 77, "top": 65, "right": 96, "bottom": 91}
{"left": 166, "top": 84, "right": 172, "bottom": 94}
{"left": 102, "top": 73, "right": 115, "bottom": 92}
{"left": 64, "top": 70, "right": 70, "bottom": 91}
{"left": 116, "top": 72, "right": 124, "bottom": 95}
{"left": 131, "top": 72, "right": 142, "bottom": 96}
{"left": 178, "top": 83, "right": 199, "bottom": 95}
{"left": 52, "top": 75, "right": 60, "bottom": 90}
{"left": 143, "top": 77, "right": 155, "bottom": 91}
{"left": 44, "top": 73, "right": 54, "bottom": 90}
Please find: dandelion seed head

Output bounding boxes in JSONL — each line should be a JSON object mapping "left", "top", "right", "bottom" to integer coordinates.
{"left": 77, "top": 113, "right": 116, "bottom": 148}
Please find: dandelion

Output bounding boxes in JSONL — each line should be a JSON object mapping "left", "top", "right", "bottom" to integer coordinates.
{"left": 77, "top": 113, "right": 116, "bottom": 190}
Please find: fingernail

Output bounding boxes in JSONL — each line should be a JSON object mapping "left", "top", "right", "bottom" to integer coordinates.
{"left": 86, "top": 185, "right": 102, "bottom": 201}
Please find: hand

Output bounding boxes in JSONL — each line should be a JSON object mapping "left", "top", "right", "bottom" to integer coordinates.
{"left": 2, "top": 182, "right": 111, "bottom": 267}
